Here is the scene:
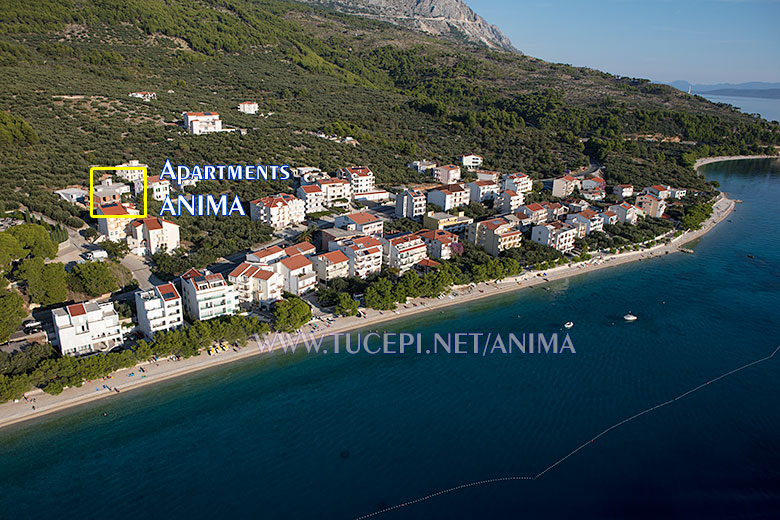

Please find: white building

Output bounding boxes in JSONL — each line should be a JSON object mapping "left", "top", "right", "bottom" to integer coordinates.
{"left": 134, "top": 175, "right": 170, "bottom": 202}
{"left": 296, "top": 185, "right": 325, "bottom": 214}
{"left": 517, "top": 203, "right": 548, "bottom": 225}
{"left": 95, "top": 203, "right": 139, "bottom": 242}
{"left": 531, "top": 221, "right": 577, "bottom": 253}
{"left": 52, "top": 301, "right": 122, "bottom": 356}
{"left": 608, "top": 202, "right": 642, "bottom": 225}
{"left": 129, "top": 92, "right": 156, "bottom": 101}
{"left": 502, "top": 173, "right": 533, "bottom": 193}
{"left": 566, "top": 210, "right": 604, "bottom": 235}
{"left": 460, "top": 154, "right": 483, "bottom": 170}
{"left": 496, "top": 190, "right": 524, "bottom": 214}
{"left": 551, "top": 175, "right": 581, "bottom": 198}
{"left": 312, "top": 250, "right": 351, "bottom": 283}
{"left": 182, "top": 111, "right": 223, "bottom": 135}
{"left": 380, "top": 233, "right": 429, "bottom": 273}
{"left": 433, "top": 165, "right": 462, "bottom": 184}
{"left": 643, "top": 185, "right": 671, "bottom": 200}
{"left": 228, "top": 262, "right": 283, "bottom": 309}
{"left": 582, "top": 177, "right": 606, "bottom": 192}
{"left": 338, "top": 236, "right": 383, "bottom": 278}
{"left": 422, "top": 211, "right": 474, "bottom": 233}
{"left": 466, "top": 180, "right": 500, "bottom": 202}
{"left": 669, "top": 187, "right": 687, "bottom": 199}
{"left": 427, "top": 184, "right": 470, "bottom": 212}
{"left": 115, "top": 160, "right": 148, "bottom": 182}
{"left": 238, "top": 101, "right": 259, "bottom": 114}
{"left": 612, "top": 184, "right": 634, "bottom": 198}
{"left": 134, "top": 283, "right": 184, "bottom": 339}
{"left": 636, "top": 193, "right": 667, "bottom": 218}
{"left": 334, "top": 212, "right": 383, "bottom": 237}
{"left": 395, "top": 189, "right": 427, "bottom": 219}
{"left": 127, "top": 217, "right": 180, "bottom": 256}
{"left": 338, "top": 166, "right": 376, "bottom": 195}
{"left": 474, "top": 170, "right": 500, "bottom": 184}
{"left": 415, "top": 229, "right": 459, "bottom": 260}
{"left": 600, "top": 210, "right": 618, "bottom": 226}
{"left": 249, "top": 193, "right": 306, "bottom": 230}
{"left": 55, "top": 188, "right": 88, "bottom": 204}
{"left": 180, "top": 269, "right": 239, "bottom": 321}
{"left": 278, "top": 254, "right": 317, "bottom": 295}
{"left": 316, "top": 178, "right": 352, "bottom": 206}
{"left": 408, "top": 160, "right": 437, "bottom": 173}
{"left": 466, "top": 217, "right": 523, "bottom": 257}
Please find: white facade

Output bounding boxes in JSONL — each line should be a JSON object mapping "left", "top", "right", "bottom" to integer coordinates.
{"left": 427, "top": 184, "right": 470, "bottom": 212}
{"left": 338, "top": 166, "right": 376, "bottom": 195}
{"left": 380, "top": 233, "right": 428, "bottom": 273}
{"left": 127, "top": 217, "right": 180, "bottom": 256}
{"left": 433, "top": 165, "right": 462, "bottom": 184}
{"left": 466, "top": 217, "right": 523, "bottom": 257}
{"left": 551, "top": 175, "right": 581, "bottom": 198}
{"left": 182, "top": 111, "right": 223, "bottom": 135}
{"left": 497, "top": 190, "right": 524, "bottom": 214}
{"left": 644, "top": 185, "right": 671, "bottom": 200}
{"left": 531, "top": 222, "right": 577, "bottom": 253}
{"left": 95, "top": 203, "right": 139, "bottom": 241}
{"left": 134, "top": 175, "right": 170, "bottom": 202}
{"left": 180, "top": 269, "right": 239, "bottom": 321}
{"left": 608, "top": 203, "right": 642, "bottom": 225}
{"left": 278, "top": 255, "right": 317, "bottom": 295}
{"left": 249, "top": 193, "right": 306, "bottom": 230}
{"left": 115, "top": 160, "right": 147, "bottom": 182}
{"left": 312, "top": 250, "right": 350, "bottom": 283}
{"left": 503, "top": 173, "right": 533, "bottom": 193}
{"left": 415, "top": 229, "right": 459, "bottom": 260}
{"left": 228, "top": 262, "right": 283, "bottom": 308}
{"left": 316, "top": 178, "right": 352, "bottom": 206}
{"left": 52, "top": 301, "right": 122, "bottom": 356}
{"left": 334, "top": 212, "right": 383, "bottom": 237}
{"left": 238, "top": 101, "right": 259, "bottom": 114}
{"left": 613, "top": 185, "right": 634, "bottom": 198}
{"left": 296, "top": 185, "right": 325, "bottom": 214}
{"left": 338, "top": 236, "right": 383, "bottom": 278}
{"left": 466, "top": 180, "right": 500, "bottom": 202}
{"left": 395, "top": 189, "right": 427, "bottom": 219}
{"left": 460, "top": 154, "right": 483, "bottom": 169}
{"left": 566, "top": 210, "right": 604, "bottom": 235}
{"left": 134, "top": 283, "right": 183, "bottom": 339}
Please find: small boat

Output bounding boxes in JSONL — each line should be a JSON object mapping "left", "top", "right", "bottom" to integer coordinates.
{"left": 680, "top": 248, "right": 694, "bottom": 254}
{"left": 623, "top": 313, "right": 638, "bottom": 322}
{"left": 564, "top": 321, "right": 574, "bottom": 329}
{"left": 747, "top": 254, "right": 754, "bottom": 259}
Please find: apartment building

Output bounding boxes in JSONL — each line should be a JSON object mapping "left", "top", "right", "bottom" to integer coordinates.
{"left": 636, "top": 193, "right": 667, "bottom": 218}
{"left": 517, "top": 203, "right": 548, "bottom": 224}
{"left": 421, "top": 211, "right": 474, "bottom": 233}
{"left": 502, "top": 173, "right": 534, "bottom": 193}
{"left": 432, "top": 164, "right": 462, "bottom": 184}
{"left": 466, "top": 217, "right": 523, "bottom": 257}
{"left": 134, "top": 283, "right": 184, "bottom": 339}
{"left": 249, "top": 193, "right": 306, "bottom": 230}
{"left": 551, "top": 175, "right": 582, "bottom": 198}
{"left": 334, "top": 212, "right": 383, "bottom": 237}
{"left": 95, "top": 203, "right": 139, "bottom": 241}
{"left": 380, "top": 233, "right": 429, "bottom": 273}
{"left": 643, "top": 185, "right": 671, "bottom": 200}
{"left": 115, "top": 160, "right": 147, "bottom": 182}
{"left": 608, "top": 202, "right": 642, "bottom": 225}
{"left": 531, "top": 221, "right": 577, "bottom": 253}
{"left": 296, "top": 184, "right": 325, "bottom": 214}
{"left": 415, "top": 229, "right": 459, "bottom": 260}
{"left": 460, "top": 154, "right": 483, "bottom": 170}
{"left": 180, "top": 269, "right": 239, "bottom": 321}
{"left": 228, "top": 262, "right": 283, "bottom": 309}
{"left": 337, "top": 166, "right": 376, "bottom": 195}
{"left": 566, "top": 209, "right": 604, "bottom": 235}
{"left": 238, "top": 101, "right": 259, "bottom": 114}
{"left": 427, "top": 183, "right": 470, "bottom": 212}
{"left": 612, "top": 184, "right": 634, "bottom": 198}
{"left": 338, "top": 236, "right": 383, "bottom": 278}
{"left": 496, "top": 190, "right": 524, "bottom": 214}
{"left": 127, "top": 217, "right": 180, "bottom": 256}
{"left": 466, "top": 180, "right": 500, "bottom": 202}
{"left": 52, "top": 301, "right": 122, "bottom": 356}
{"left": 316, "top": 178, "right": 352, "bottom": 206}
{"left": 312, "top": 250, "right": 351, "bottom": 283}
{"left": 182, "top": 111, "right": 223, "bottom": 135}
{"left": 395, "top": 189, "right": 427, "bottom": 219}
{"left": 134, "top": 175, "right": 170, "bottom": 202}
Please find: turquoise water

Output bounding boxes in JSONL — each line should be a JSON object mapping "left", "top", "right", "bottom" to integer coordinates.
{"left": 1, "top": 159, "right": 779, "bottom": 519}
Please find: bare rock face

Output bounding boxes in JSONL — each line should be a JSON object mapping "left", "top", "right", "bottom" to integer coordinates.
{"left": 297, "top": 0, "right": 517, "bottom": 52}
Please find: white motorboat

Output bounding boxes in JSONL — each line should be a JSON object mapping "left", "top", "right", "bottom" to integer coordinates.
{"left": 564, "top": 321, "right": 574, "bottom": 329}
{"left": 623, "top": 313, "right": 638, "bottom": 322}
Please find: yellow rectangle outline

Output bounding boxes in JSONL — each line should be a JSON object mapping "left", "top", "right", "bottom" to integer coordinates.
{"left": 89, "top": 166, "right": 147, "bottom": 218}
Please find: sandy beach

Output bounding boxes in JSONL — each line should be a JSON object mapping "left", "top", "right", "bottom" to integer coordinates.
{"left": 0, "top": 195, "right": 736, "bottom": 431}
{"left": 694, "top": 154, "right": 778, "bottom": 169}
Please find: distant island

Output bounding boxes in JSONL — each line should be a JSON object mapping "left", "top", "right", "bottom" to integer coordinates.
{"left": 702, "top": 88, "right": 780, "bottom": 100}
{"left": 669, "top": 81, "right": 780, "bottom": 99}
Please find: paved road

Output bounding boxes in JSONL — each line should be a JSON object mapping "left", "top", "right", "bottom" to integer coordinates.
{"left": 119, "top": 254, "right": 164, "bottom": 290}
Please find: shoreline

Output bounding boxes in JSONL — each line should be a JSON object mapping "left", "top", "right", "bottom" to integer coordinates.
{"left": 0, "top": 195, "right": 736, "bottom": 432}
{"left": 694, "top": 154, "right": 778, "bottom": 170}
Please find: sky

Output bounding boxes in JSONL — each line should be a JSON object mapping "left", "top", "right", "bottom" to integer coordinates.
{"left": 466, "top": 0, "right": 780, "bottom": 85}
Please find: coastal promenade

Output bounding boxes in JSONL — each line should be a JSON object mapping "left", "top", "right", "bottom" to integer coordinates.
{"left": 0, "top": 196, "right": 736, "bottom": 431}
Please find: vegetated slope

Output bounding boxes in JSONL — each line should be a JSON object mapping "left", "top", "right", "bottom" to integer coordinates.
{"left": 0, "top": 0, "right": 778, "bottom": 228}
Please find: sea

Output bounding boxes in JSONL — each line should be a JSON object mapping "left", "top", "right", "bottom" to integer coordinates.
{"left": 1, "top": 114, "right": 780, "bottom": 518}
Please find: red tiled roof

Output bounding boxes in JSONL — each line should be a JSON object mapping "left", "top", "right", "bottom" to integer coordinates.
{"left": 67, "top": 303, "right": 86, "bottom": 317}
{"left": 345, "top": 212, "right": 380, "bottom": 225}
{"left": 319, "top": 250, "right": 349, "bottom": 264}
{"left": 299, "top": 185, "right": 322, "bottom": 194}
{"left": 97, "top": 203, "right": 131, "bottom": 216}
{"left": 157, "top": 283, "right": 180, "bottom": 301}
{"left": 281, "top": 255, "right": 312, "bottom": 271}
{"left": 284, "top": 242, "right": 315, "bottom": 257}
{"left": 525, "top": 203, "right": 545, "bottom": 212}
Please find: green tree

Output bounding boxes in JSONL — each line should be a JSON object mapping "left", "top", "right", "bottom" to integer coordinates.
{"left": 0, "top": 232, "right": 25, "bottom": 269}
{"left": 273, "top": 296, "right": 312, "bottom": 332}
{"left": 100, "top": 240, "right": 129, "bottom": 260}
{"left": 67, "top": 261, "right": 118, "bottom": 297}
{"left": 0, "top": 289, "right": 26, "bottom": 342}
{"left": 8, "top": 223, "right": 57, "bottom": 259}
{"left": 17, "top": 257, "right": 68, "bottom": 305}
{"left": 335, "top": 292, "right": 359, "bottom": 316}
{"left": 365, "top": 278, "right": 396, "bottom": 310}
